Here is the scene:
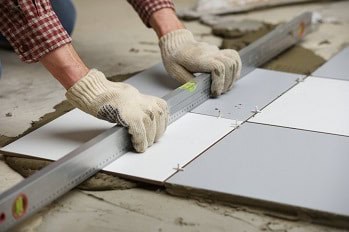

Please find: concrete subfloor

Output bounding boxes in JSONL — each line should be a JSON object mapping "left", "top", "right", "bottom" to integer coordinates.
{"left": 0, "top": 0, "right": 349, "bottom": 231}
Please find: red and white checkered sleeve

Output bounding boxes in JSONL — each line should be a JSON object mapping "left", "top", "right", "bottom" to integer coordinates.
{"left": 128, "top": 0, "right": 175, "bottom": 27}
{"left": 0, "top": 0, "right": 72, "bottom": 63}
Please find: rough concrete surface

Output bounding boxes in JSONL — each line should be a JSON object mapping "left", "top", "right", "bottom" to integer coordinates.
{"left": 10, "top": 189, "right": 348, "bottom": 232}
{"left": 1, "top": 0, "right": 349, "bottom": 231}
{"left": 200, "top": 0, "right": 349, "bottom": 60}
{"left": 178, "top": 0, "right": 316, "bottom": 19}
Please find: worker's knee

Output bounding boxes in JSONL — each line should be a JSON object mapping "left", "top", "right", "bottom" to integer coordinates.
{"left": 51, "top": 0, "right": 77, "bottom": 36}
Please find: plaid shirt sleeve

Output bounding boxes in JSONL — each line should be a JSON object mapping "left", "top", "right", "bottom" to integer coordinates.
{"left": 128, "top": 0, "right": 175, "bottom": 27}
{"left": 0, "top": 0, "right": 71, "bottom": 63}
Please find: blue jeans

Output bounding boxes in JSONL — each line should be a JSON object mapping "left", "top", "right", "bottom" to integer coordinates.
{"left": 0, "top": 0, "right": 76, "bottom": 77}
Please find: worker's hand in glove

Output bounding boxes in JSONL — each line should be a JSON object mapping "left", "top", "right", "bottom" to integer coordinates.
{"left": 65, "top": 69, "right": 169, "bottom": 153}
{"left": 159, "top": 29, "right": 241, "bottom": 97}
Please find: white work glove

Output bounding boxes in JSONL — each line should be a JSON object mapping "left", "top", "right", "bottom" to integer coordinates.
{"left": 66, "top": 69, "right": 169, "bottom": 153}
{"left": 160, "top": 29, "right": 241, "bottom": 97}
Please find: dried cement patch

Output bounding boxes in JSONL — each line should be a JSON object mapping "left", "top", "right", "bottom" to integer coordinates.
{"left": 218, "top": 21, "right": 325, "bottom": 75}
{"left": 4, "top": 156, "right": 137, "bottom": 191}
{"left": 212, "top": 19, "right": 266, "bottom": 38}
{"left": 1, "top": 73, "right": 138, "bottom": 191}
{"left": 262, "top": 45, "right": 325, "bottom": 75}
{"left": 0, "top": 155, "right": 23, "bottom": 192}
{"left": 220, "top": 23, "right": 276, "bottom": 50}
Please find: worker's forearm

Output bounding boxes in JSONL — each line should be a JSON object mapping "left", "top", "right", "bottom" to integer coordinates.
{"left": 40, "top": 44, "right": 89, "bottom": 90}
{"left": 149, "top": 8, "right": 185, "bottom": 38}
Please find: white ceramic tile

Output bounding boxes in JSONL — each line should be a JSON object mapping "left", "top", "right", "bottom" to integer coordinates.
{"left": 104, "top": 113, "right": 237, "bottom": 182}
{"left": 249, "top": 77, "right": 349, "bottom": 136}
{"left": 1, "top": 110, "right": 236, "bottom": 182}
{"left": 1, "top": 109, "right": 113, "bottom": 160}
{"left": 192, "top": 69, "right": 301, "bottom": 121}
{"left": 312, "top": 47, "right": 349, "bottom": 81}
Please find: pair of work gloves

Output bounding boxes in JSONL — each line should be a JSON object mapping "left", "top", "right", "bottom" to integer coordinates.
{"left": 66, "top": 29, "right": 241, "bottom": 152}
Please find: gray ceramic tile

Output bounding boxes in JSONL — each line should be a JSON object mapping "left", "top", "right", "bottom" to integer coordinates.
{"left": 191, "top": 69, "right": 302, "bottom": 121}
{"left": 313, "top": 47, "right": 349, "bottom": 81}
{"left": 167, "top": 122, "right": 349, "bottom": 216}
{"left": 124, "top": 63, "right": 180, "bottom": 97}
{"left": 125, "top": 65, "right": 302, "bottom": 122}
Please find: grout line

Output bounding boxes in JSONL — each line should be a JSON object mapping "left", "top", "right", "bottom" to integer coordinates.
{"left": 310, "top": 75, "right": 349, "bottom": 82}
{"left": 191, "top": 74, "right": 308, "bottom": 123}
{"left": 247, "top": 121, "right": 349, "bottom": 138}
{"left": 245, "top": 76, "right": 306, "bottom": 123}
{"left": 164, "top": 120, "right": 245, "bottom": 183}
